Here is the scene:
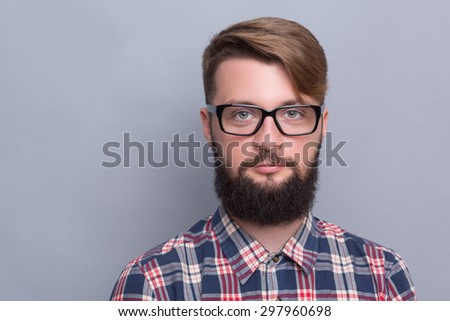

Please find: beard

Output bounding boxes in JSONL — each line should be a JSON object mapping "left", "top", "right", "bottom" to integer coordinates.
{"left": 214, "top": 147, "right": 320, "bottom": 226}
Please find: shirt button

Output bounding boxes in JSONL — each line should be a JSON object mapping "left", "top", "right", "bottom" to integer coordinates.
{"left": 272, "top": 256, "right": 280, "bottom": 263}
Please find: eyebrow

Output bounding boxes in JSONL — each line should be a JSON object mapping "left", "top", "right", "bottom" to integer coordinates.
{"left": 223, "top": 99, "right": 301, "bottom": 108}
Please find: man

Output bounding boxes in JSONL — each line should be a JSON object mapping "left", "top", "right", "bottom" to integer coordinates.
{"left": 111, "top": 17, "right": 416, "bottom": 301}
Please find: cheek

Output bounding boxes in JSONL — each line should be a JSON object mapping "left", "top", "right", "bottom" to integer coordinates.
{"left": 284, "top": 137, "right": 321, "bottom": 168}
{"left": 211, "top": 129, "right": 249, "bottom": 169}
{"left": 224, "top": 139, "right": 250, "bottom": 169}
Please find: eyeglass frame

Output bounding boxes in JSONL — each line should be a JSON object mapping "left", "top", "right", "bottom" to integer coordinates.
{"left": 206, "top": 103, "right": 324, "bottom": 136}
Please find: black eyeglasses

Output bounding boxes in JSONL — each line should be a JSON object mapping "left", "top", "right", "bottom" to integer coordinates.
{"left": 206, "top": 103, "right": 323, "bottom": 136}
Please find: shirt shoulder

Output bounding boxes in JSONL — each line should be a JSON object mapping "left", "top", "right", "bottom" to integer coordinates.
{"left": 314, "top": 216, "right": 397, "bottom": 260}
{"left": 110, "top": 215, "right": 215, "bottom": 301}
{"left": 142, "top": 215, "right": 214, "bottom": 262}
{"left": 312, "top": 216, "right": 416, "bottom": 300}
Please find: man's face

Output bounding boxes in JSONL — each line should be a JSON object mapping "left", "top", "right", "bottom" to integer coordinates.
{"left": 200, "top": 58, "right": 328, "bottom": 226}
{"left": 201, "top": 58, "right": 328, "bottom": 185}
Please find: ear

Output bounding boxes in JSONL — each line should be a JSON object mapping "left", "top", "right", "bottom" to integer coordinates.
{"left": 321, "top": 107, "right": 329, "bottom": 139}
{"left": 200, "top": 108, "right": 213, "bottom": 144}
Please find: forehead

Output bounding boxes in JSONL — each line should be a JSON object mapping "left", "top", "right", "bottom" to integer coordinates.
{"left": 212, "top": 58, "right": 300, "bottom": 107}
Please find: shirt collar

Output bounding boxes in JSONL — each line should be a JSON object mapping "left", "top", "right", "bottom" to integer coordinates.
{"left": 212, "top": 205, "right": 319, "bottom": 285}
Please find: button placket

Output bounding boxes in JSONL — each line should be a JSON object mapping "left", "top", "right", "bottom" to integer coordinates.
{"left": 265, "top": 253, "right": 281, "bottom": 300}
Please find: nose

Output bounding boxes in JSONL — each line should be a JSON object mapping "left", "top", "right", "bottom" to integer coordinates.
{"left": 252, "top": 116, "right": 285, "bottom": 149}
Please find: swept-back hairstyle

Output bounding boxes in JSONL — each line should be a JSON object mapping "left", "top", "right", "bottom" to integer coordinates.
{"left": 202, "top": 17, "right": 328, "bottom": 104}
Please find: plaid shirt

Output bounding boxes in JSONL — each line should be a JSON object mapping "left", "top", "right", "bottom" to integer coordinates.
{"left": 111, "top": 206, "right": 416, "bottom": 301}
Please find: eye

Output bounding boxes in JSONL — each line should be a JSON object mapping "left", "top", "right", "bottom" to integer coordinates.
{"left": 283, "top": 109, "right": 303, "bottom": 119}
{"left": 237, "top": 111, "right": 250, "bottom": 119}
{"left": 231, "top": 109, "right": 257, "bottom": 121}
{"left": 287, "top": 110, "right": 299, "bottom": 118}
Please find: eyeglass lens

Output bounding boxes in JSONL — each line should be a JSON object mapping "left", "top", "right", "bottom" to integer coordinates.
{"left": 221, "top": 105, "right": 317, "bottom": 135}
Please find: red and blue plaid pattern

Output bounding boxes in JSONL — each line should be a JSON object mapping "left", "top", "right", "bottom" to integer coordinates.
{"left": 111, "top": 207, "right": 416, "bottom": 301}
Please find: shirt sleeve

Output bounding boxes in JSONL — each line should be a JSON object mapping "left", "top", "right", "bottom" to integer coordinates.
{"left": 386, "top": 253, "right": 417, "bottom": 301}
{"left": 110, "top": 260, "right": 156, "bottom": 301}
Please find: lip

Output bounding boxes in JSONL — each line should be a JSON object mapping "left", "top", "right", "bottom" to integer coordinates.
{"left": 253, "top": 163, "right": 284, "bottom": 174}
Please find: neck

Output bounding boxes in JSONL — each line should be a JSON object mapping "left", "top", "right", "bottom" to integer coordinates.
{"left": 230, "top": 215, "right": 305, "bottom": 252}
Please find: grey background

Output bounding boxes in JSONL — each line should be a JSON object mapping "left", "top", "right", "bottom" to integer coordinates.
{"left": 1, "top": 0, "right": 449, "bottom": 300}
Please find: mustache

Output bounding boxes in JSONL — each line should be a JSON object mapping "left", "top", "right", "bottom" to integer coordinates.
{"left": 240, "top": 149, "right": 298, "bottom": 168}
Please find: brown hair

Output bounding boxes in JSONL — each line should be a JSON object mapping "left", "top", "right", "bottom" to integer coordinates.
{"left": 202, "top": 17, "right": 328, "bottom": 104}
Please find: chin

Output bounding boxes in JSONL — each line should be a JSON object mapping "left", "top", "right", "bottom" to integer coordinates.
{"left": 245, "top": 168, "right": 294, "bottom": 185}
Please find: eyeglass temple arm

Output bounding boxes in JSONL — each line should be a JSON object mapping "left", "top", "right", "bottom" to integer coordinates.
{"left": 206, "top": 104, "right": 217, "bottom": 113}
